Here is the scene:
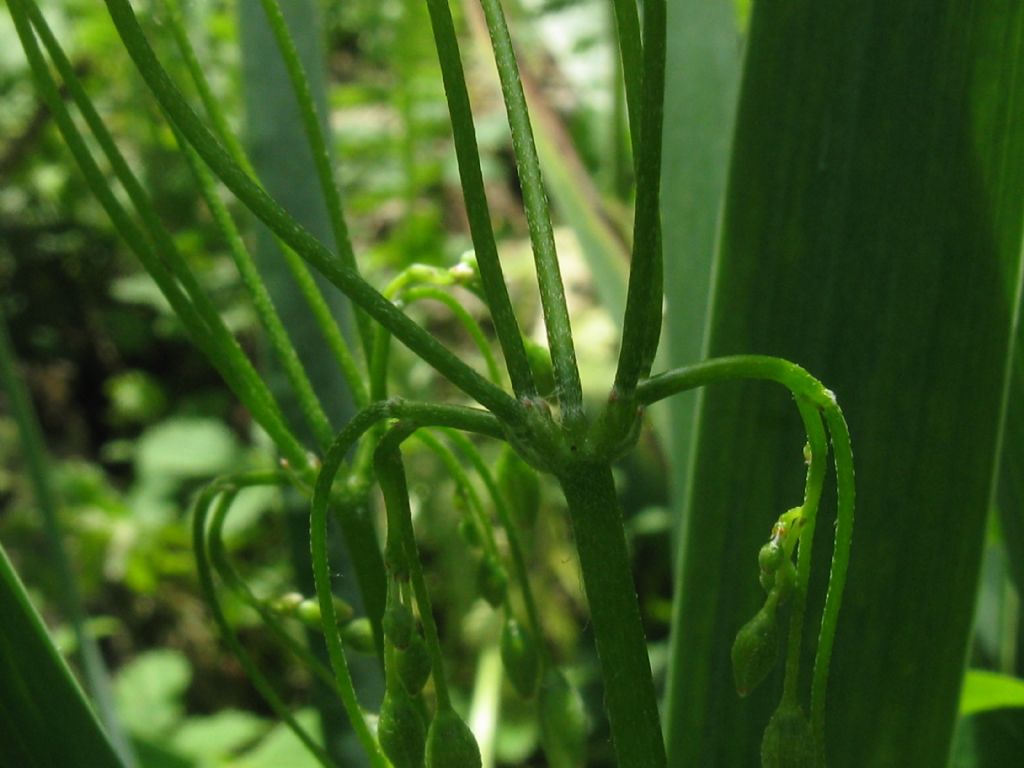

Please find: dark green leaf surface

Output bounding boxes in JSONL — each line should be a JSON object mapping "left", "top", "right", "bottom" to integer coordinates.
{"left": 664, "top": 1, "right": 1024, "bottom": 765}
{"left": 0, "top": 542, "right": 124, "bottom": 768}
{"left": 660, "top": 0, "right": 742, "bottom": 521}
{"left": 950, "top": 708, "right": 1024, "bottom": 768}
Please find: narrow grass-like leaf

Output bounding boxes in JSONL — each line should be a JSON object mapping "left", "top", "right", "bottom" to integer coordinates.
{"left": 0, "top": 541, "right": 125, "bottom": 768}
{"left": 0, "top": 316, "right": 135, "bottom": 766}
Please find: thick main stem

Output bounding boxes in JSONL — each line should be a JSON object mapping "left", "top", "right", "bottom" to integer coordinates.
{"left": 558, "top": 462, "right": 666, "bottom": 768}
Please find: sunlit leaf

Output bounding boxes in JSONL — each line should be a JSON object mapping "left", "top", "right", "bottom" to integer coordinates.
{"left": 960, "top": 670, "right": 1024, "bottom": 717}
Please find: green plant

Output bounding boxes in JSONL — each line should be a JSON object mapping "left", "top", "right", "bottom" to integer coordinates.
{"left": 3, "top": 1, "right": 861, "bottom": 766}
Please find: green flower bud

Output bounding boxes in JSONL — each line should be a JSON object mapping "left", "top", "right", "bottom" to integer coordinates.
{"left": 761, "top": 702, "right": 819, "bottom": 768}
{"left": 522, "top": 338, "right": 556, "bottom": 398}
{"left": 477, "top": 555, "right": 508, "bottom": 608}
{"left": 539, "top": 668, "right": 587, "bottom": 768}
{"left": 731, "top": 604, "right": 779, "bottom": 697}
{"left": 772, "top": 560, "right": 798, "bottom": 604}
{"left": 759, "top": 541, "right": 785, "bottom": 574}
{"left": 397, "top": 631, "right": 432, "bottom": 695}
{"left": 500, "top": 617, "right": 540, "bottom": 699}
{"left": 458, "top": 516, "right": 484, "bottom": 548}
{"left": 425, "top": 708, "right": 481, "bottom": 768}
{"left": 378, "top": 688, "right": 426, "bottom": 768}
{"left": 270, "top": 591, "right": 304, "bottom": 615}
{"left": 340, "top": 618, "right": 376, "bottom": 654}
{"left": 295, "top": 596, "right": 354, "bottom": 628}
{"left": 384, "top": 603, "right": 415, "bottom": 650}
{"left": 496, "top": 445, "right": 541, "bottom": 528}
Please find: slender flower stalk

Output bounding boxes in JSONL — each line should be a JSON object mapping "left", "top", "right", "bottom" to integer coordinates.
{"left": 193, "top": 486, "right": 341, "bottom": 767}
{"left": 12, "top": 0, "right": 309, "bottom": 467}
{"left": 103, "top": 0, "right": 523, "bottom": 423}
{"left": 613, "top": 0, "right": 667, "bottom": 392}
{"left": 175, "top": 130, "right": 335, "bottom": 449}
{"left": 609, "top": 0, "right": 643, "bottom": 151}
{"left": 476, "top": 0, "right": 583, "bottom": 422}
{"left": 163, "top": 0, "right": 370, "bottom": 407}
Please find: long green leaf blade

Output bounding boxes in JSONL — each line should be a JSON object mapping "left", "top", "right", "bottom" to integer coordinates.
{"left": 0, "top": 541, "right": 125, "bottom": 768}
{"left": 664, "top": 1, "right": 1024, "bottom": 765}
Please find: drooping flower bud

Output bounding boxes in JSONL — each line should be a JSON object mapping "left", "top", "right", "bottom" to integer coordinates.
{"left": 731, "top": 603, "right": 779, "bottom": 697}
{"left": 761, "top": 701, "right": 819, "bottom": 768}
{"left": 496, "top": 445, "right": 541, "bottom": 528}
{"left": 397, "top": 630, "right": 432, "bottom": 695}
{"left": 458, "top": 516, "right": 484, "bottom": 548}
{"left": 539, "top": 668, "right": 587, "bottom": 768}
{"left": 425, "top": 708, "right": 481, "bottom": 768}
{"left": 383, "top": 602, "right": 415, "bottom": 650}
{"left": 340, "top": 618, "right": 376, "bottom": 654}
{"left": 477, "top": 555, "right": 508, "bottom": 608}
{"left": 501, "top": 616, "right": 540, "bottom": 699}
{"left": 378, "top": 688, "right": 425, "bottom": 768}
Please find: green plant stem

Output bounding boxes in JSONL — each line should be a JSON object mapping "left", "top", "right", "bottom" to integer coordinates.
{"left": 609, "top": 0, "right": 643, "bottom": 154}
{"left": 369, "top": 264, "right": 464, "bottom": 401}
{"left": 477, "top": 0, "right": 582, "bottom": 422}
{"left": 0, "top": 316, "right": 136, "bottom": 767}
{"left": 640, "top": 355, "right": 854, "bottom": 748}
{"left": 176, "top": 130, "right": 335, "bottom": 449}
{"left": 814, "top": 406, "right": 855, "bottom": 742}
{"left": 255, "top": 0, "right": 374, "bottom": 360}
{"left": 203, "top": 478, "right": 350, "bottom": 698}
{"left": 442, "top": 429, "right": 545, "bottom": 659}
{"left": 420, "top": 0, "right": 537, "bottom": 399}
{"left": 163, "top": 0, "right": 369, "bottom": 407}
{"left": 415, "top": 431, "right": 502, "bottom": 559}
{"left": 14, "top": 0, "right": 308, "bottom": 468}
{"left": 783, "top": 399, "right": 828, "bottom": 705}
{"left": 25, "top": 2, "right": 287, "bottom": 432}
{"left": 636, "top": 355, "right": 837, "bottom": 409}
{"left": 403, "top": 286, "right": 503, "bottom": 385}
{"left": 558, "top": 461, "right": 666, "bottom": 768}
{"left": 613, "top": 0, "right": 667, "bottom": 392}
{"left": 310, "top": 402, "right": 502, "bottom": 714}
{"left": 193, "top": 486, "right": 339, "bottom": 767}
{"left": 103, "top": 0, "right": 523, "bottom": 423}
{"left": 375, "top": 426, "right": 453, "bottom": 709}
